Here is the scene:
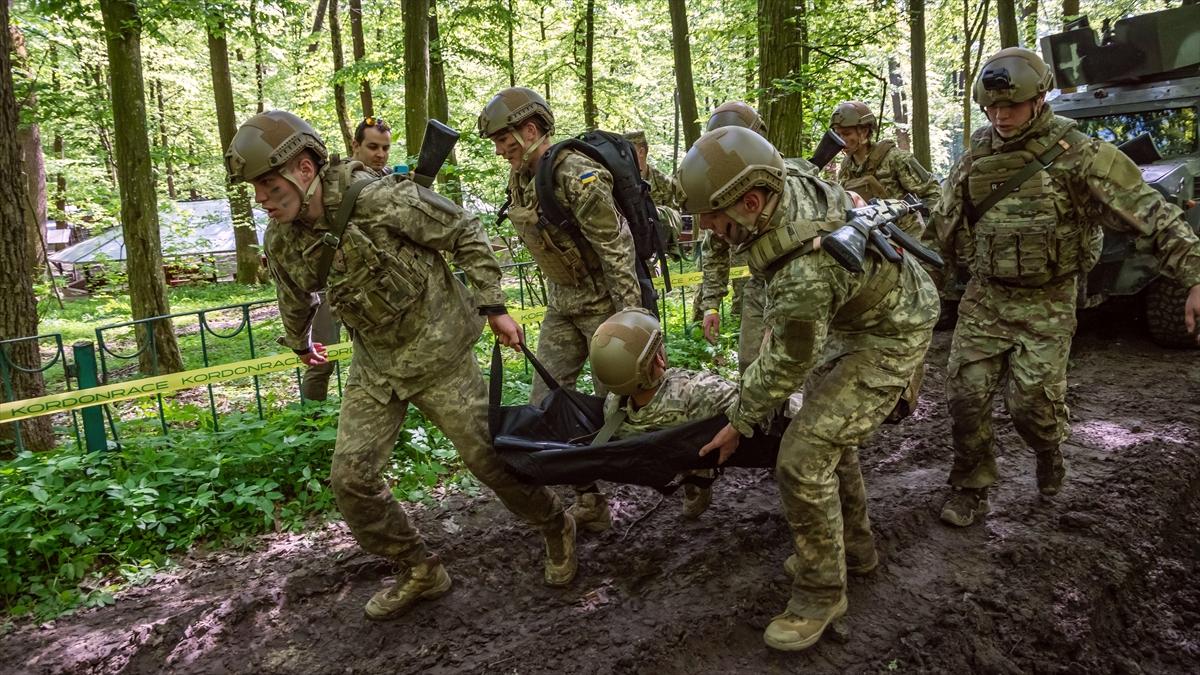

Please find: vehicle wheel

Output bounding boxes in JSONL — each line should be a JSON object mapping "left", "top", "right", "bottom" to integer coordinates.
{"left": 1144, "top": 278, "right": 1198, "bottom": 348}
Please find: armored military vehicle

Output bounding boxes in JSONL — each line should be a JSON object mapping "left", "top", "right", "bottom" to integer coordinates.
{"left": 1041, "top": 2, "right": 1200, "bottom": 346}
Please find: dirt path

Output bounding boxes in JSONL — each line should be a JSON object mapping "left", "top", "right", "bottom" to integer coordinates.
{"left": 4, "top": 309, "right": 1199, "bottom": 675}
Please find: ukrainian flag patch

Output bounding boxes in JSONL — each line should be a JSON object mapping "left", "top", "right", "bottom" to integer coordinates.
{"left": 579, "top": 171, "right": 597, "bottom": 185}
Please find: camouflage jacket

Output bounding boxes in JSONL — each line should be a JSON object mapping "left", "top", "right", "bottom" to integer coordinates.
{"left": 507, "top": 148, "right": 642, "bottom": 317}
{"left": 265, "top": 161, "right": 504, "bottom": 403}
{"left": 603, "top": 367, "right": 738, "bottom": 436}
{"left": 836, "top": 140, "right": 940, "bottom": 237}
{"left": 725, "top": 174, "right": 941, "bottom": 436}
{"left": 645, "top": 164, "right": 684, "bottom": 211}
{"left": 934, "top": 110, "right": 1200, "bottom": 296}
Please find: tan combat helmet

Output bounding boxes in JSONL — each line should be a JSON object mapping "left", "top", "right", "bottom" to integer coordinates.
{"left": 829, "top": 101, "right": 876, "bottom": 130}
{"left": 973, "top": 47, "right": 1055, "bottom": 107}
{"left": 589, "top": 308, "right": 665, "bottom": 396}
{"left": 677, "top": 126, "right": 785, "bottom": 215}
{"left": 623, "top": 130, "right": 648, "bottom": 148}
{"left": 225, "top": 110, "right": 328, "bottom": 184}
{"left": 477, "top": 87, "right": 555, "bottom": 138}
{"left": 705, "top": 101, "right": 768, "bottom": 137}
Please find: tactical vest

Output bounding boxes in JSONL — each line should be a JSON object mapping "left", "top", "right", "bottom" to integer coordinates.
{"left": 963, "top": 117, "right": 1100, "bottom": 287}
{"left": 319, "top": 163, "right": 432, "bottom": 342}
{"left": 507, "top": 154, "right": 604, "bottom": 287}
{"left": 841, "top": 141, "right": 895, "bottom": 201}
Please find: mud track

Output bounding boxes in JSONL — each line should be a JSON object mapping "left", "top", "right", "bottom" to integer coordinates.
{"left": 4, "top": 305, "right": 1198, "bottom": 674}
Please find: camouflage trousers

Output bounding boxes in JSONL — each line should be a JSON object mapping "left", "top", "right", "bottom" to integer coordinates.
{"left": 945, "top": 322, "right": 1072, "bottom": 489}
{"left": 778, "top": 340, "right": 929, "bottom": 618}
{"left": 529, "top": 309, "right": 612, "bottom": 406}
{"left": 301, "top": 293, "right": 341, "bottom": 402}
{"left": 737, "top": 276, "right": 766, "bottom": 374}
{"left": 330, "top": 352, "right": 563, "bottom": 563}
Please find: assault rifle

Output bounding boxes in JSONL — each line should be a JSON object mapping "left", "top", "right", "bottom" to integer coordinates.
{"left": 412, "top": 119, "right": 460, "bottom": 188}
{"left": 821, "top": 195, "right": 945, "bottom": 273}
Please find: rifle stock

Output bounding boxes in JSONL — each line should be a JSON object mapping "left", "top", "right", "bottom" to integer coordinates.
{"left": 413, "top": 119, "right": 460, "bottom": 188}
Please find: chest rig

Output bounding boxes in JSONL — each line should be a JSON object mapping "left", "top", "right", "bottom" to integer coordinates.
{"left": 505, "top": 155, "right": 603, "bottom": 286}
{"left": 840, "top": 140, "right": 895, "bottom": 201}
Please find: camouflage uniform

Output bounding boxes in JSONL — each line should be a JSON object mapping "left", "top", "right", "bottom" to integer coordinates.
{"left": 836, "top": 140, "right": 940, "bottom": 237}
{"left": 935, "top": 108, "right": 1200, "bottom": 491}
{"left": 727, "top": 173, "right": 940, "bottom": 620}
{"left": 603, "top": 367, "right": 738, "bottom": 434}
{"left": 646, "top": 164, "right": 686, "bottom": 259}
{"left": 506, "top": 150, "right": 643, "bottom": 404}
{"left": 266, "top": 162, "right": 563, "bottom": 564}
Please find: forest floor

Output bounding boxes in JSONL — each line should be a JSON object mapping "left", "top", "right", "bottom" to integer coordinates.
{"left": 3, "top": 301, "right": 1199, "bottom": 675}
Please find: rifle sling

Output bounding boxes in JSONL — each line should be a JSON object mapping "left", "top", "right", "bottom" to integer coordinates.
{"left": 590, "top": 403, "right": 628, "bottom": 447}
{"left": 314, "top": 177, "right": 380, "bottom": 289}
{"left": 967, "top": 136, "right": 1073, "bottom": 227}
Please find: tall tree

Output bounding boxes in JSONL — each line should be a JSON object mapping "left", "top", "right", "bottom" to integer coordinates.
{"left": 888, "top": 57, "right": 910, "bottom": 151}
{"left": 329, "top": 0, "right": 353, "bottom": 153}
{"left": 1, "top": 1, "right": 54, "bottom": 452}
{"left": 251, "top": 0, "right": 266, "bottom": 112}
{"left": 10, "top": 22, "right": 47, "bottom": 283}
{"left": 429, "top": 0, "right": 462, "bottom": 203}
{"left": 582, "top": 0, "right": 597, "bottom": 130}
{"left": 206, "top": 13, "right": 263, "bottom": 284}
{"left": 348, "top": 0, "right": 373, "bottom": 117}
{"left": 758, "top": 0, "right": 806, "bottom": 156}
{"left": 910, "top": 0, "right": 931, "bottom": 168}
{"left": 154, "top": 79, "right": 176, "bottom": 199}
{"left": 961, "top": 0, "right": 991, "bottom": 148}
{"left": 1022, "top": 0, "right": 1039, "bottom": 48}
{"left": 404, "top": 0, "right": 429, "bottom": 157}
{"left": 998, "top": 0, "right": 1020, "bottom": 47}
{"left": 307, "top": 0, "right": 330, "bottom": 54}
{"left": 97, "top": 0, "right": 184, "bottom": 375}
{"left": 506, "top": 0, "right": 515, "bottom": 88}
{"left": 668, "top": 0, "right": 701, "bottom": 149}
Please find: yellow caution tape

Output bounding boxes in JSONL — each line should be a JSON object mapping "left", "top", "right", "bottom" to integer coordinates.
{"left": 0, "top": 343, "right": 354, "bottom": 424}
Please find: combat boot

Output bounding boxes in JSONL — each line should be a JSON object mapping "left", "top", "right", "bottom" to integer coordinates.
{"left": 364, "top": 554, "right": 452, "bottom": 621}
{"left": 567, "top": 492, "right": 612, "bottom": 533}
{"left": 681, "top": 484, "right": 712, "bottom": 519}
{"left": 784, "top": 549, "right": 878, "bottom": 578}
{"left": 940, "top": 487, "right": 989, "bottom": 527}
{"left": 1036, "top": 448, "right": 1067, "bottom": 496}
{"left": 543, "top": 513, "right": 578, "bottom": 587}
{"left": 763, "top": 596, "right": 848, "bottom": 651}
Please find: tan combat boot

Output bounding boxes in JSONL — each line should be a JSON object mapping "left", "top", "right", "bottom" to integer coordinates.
{"left": 543, "top": 513, "right": 578, "bottom": 587}
{"left": 1036, "top": 448, "right": 1067, "bottom": 496}
{"left": 784, "top": 548, "right": 878, "bottom": 578}
{"left": 681, "top": 484, "right": 712, "bottom": 519}
{"left": 567, "top": 492, "right": 612, "bottom": 533}
{"left": 940, "top": 487, "right": 989, "bottom": 527}
{"left": 763, "top": 596, "right": 848, "bottom": 651}
{"left": 364, "top": 554, "right": 452, "bottom": 621}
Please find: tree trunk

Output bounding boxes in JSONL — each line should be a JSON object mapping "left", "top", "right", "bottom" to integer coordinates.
{"left": 910, "top": 0, "right": 931, "bottom": 168}
{"left": 206, "top": 16, "right": 262, "bottom": 285}
{"left": 962, "top": 0, "right": 991, "bottom": 149}
{"left": 667, "top": 0, "right": 701, "bottom": 149}
{"left": 506, "top": 0, "right": 515, "bottom": 88}
{"left": 50, "top": 46, "right": 67, "bottom": 229}
{"left": 1062, "top": 0, "right": 1078, "bottom": 25}
{"left": 540, "top": 7, "right": 550, "bottom": 100}
{"left": 403, "top": 0, "right": 429, "bottom": 158}
{"left": 998, "top": 0, "right": 1019, "bottom": 48}
{"left": 349, "top": 0, "right": 372, "bottom": 117}
{"left": 251, "top": 0, "right": 265, "bottom": 112}
{"left": 888, "top": 57, "right": 910, "bottom": 151}
{"left": 1022, "top": 0, "right": 1039, "bottom": 49}
{"left": 98, "top": 0, "right": 183, "bottom": 375}
{"left": 10, "top": 22, "right": 47, "bottom": 283}
{"left": 582, "top": 0, "right": 597, "bottom": 130}
{"left": 428, "top": 0, "right": 462, "bottom": 204}
{"left": 307, "top": 0, "right": 330, "bottom": 53}
{"left": 155, "top": 80, "right": 176, "bottom": 199}
{"left": 758, "top": 0, "right": 806, "bottom": 156}
{"left": 329, "top": 0, "right": 353, "bottom": 154}
{"left": 1, "top": 2, "right": 54, "bottom": 453}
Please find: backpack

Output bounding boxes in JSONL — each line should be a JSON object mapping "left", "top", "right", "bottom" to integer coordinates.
{"left": 534, "top": 130, "right": 671, "bottom": 314}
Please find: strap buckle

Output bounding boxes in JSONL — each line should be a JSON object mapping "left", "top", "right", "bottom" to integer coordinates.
{"left": 320, "top": 232, "right": 341, "bottom": 248}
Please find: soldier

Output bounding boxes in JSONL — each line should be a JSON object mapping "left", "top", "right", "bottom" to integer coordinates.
{"left": 225, "top": 111, "right": 577, "bottom": 620}
{"left": 478, "top": 87, "right": 642, "bottom": 533}
{"left": 624, "top": 130, "right": 686, "bottom": 259}
{"left": 830, "top": 100, "right": 940, "bottom": 238}
{"left": 351, "top": 116, "right": 392, "bottom": 173}
{"left": 681, "top": 127, "right": 939, "bottom": 650}
{"left": 933, "top": 48, "right": 1200, "bottom": 526}
{"left": 589, "top": 307, "right": 738, "bottom": 518}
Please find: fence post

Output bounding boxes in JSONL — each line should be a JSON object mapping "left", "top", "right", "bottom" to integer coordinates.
{"left": 72, "top": 341, "right": 109, "bottom": 452}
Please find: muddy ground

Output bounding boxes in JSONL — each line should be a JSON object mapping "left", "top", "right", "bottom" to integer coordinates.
{"left": 3, "top": 302, "right": 1199, "bottom": 675}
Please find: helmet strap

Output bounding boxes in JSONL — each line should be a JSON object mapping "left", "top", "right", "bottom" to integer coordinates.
{"left": 511, "top": 128, "right": 550, "bottom": 174}
{"left": 279, "top": 162, "right": 327, "bottom": 222}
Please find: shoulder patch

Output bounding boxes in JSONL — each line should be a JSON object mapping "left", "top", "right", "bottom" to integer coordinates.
{"left": 579, "top": 170, "right": 598, "bottom": 186}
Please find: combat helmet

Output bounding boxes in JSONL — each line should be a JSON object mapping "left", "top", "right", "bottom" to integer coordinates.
{"left": 830, "top": 101, "right": 876, "bottom": 130}
{"left": 225, "top": 110, "right": 328, "bottom": 184}
{"left": 590, "top": 308, "right": 665, "bottom": 396}
{"left": 705, "top": 101, "right": 768, "bottom": 137}
{"left": 678, "top": 125, "right": 785, "bottom": 212}
{"left": 477, "top": 87, "right": 555, "bottom": 138}
{"left": 973, "top": 47, "right": 1055, "bottom": 107}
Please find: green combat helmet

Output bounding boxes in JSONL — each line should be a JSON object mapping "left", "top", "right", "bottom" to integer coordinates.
{"left": 224, "top": 110, "right": 328, "bottom": 184}
{"left": 676, "top": 127, "right": 786, "bottom": 245}
{"left": 589, "top": 308, "right": 665, "bottom": 396}
{"left": 973, "top": 47, "right": 1055, "bottom": 107}
{"left": 829, "top": 101, "right": 876, "bottom": 130}
{"left": 705, "top": 101, "right": 768, "bottom": 136}
{"left": 477, "top": 87, "right": 555, "bottom": 138}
